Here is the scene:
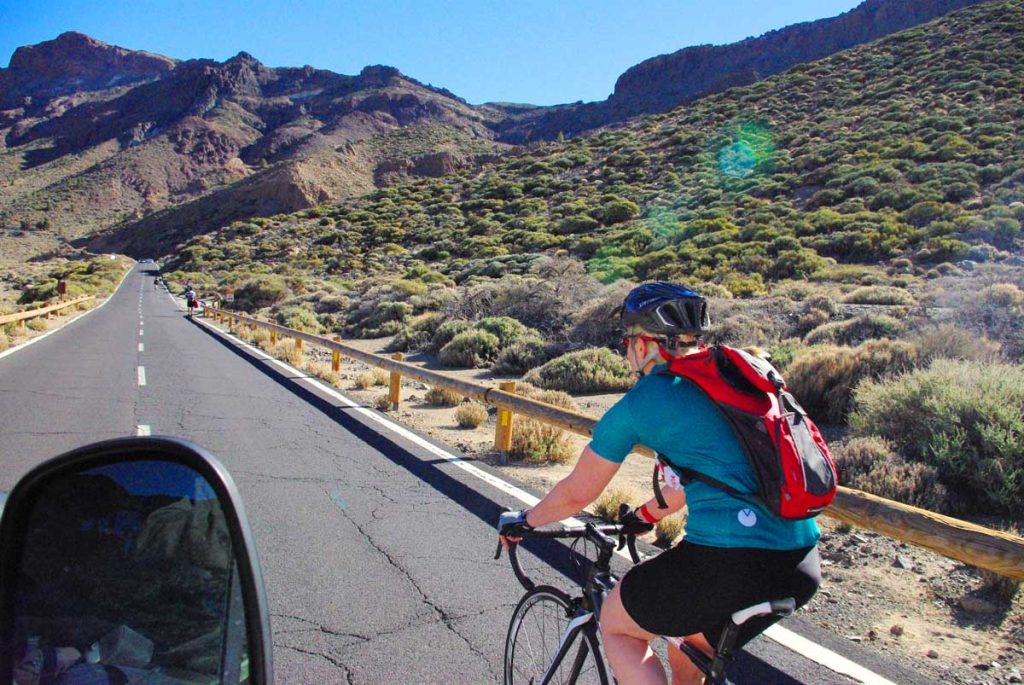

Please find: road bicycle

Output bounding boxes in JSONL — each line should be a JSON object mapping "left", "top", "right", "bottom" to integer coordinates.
{"left": 496, "top": 518, "right": 795, "bottom": 684}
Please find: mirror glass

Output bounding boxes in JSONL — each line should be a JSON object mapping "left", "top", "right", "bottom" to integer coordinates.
{"left": 10, "top": 459, "right": 249, "bottom": 684}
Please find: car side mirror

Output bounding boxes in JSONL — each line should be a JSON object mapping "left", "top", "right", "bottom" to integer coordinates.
{"left": 0, "top": 437, "right": 273, "bottom": 684}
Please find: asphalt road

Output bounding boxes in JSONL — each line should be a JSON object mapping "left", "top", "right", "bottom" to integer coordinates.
{"left": 0, "top": 265, "right": 932, "bottom": 684}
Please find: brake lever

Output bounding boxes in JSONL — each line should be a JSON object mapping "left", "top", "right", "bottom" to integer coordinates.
{"left": 494, "top": 540, "right": 504, "bottom": 560}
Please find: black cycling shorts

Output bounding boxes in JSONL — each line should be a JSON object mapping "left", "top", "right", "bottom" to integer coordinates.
{"left": 619, "top": 540, "right": 820, "bottom": 647}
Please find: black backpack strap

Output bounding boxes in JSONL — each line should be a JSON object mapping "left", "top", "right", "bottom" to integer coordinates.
{"left": 653, "top": 454, "right": 669, "bottom": 509}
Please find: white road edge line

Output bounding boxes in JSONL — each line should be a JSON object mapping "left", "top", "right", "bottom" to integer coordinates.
{"left": 0, "top": 267, "right": 134, "bottom": 362}
{"left": 196, "top": 317, "right": 894, "bottom": 685}
{"left": 764, "top": 625, "right": 899, "bottom": 685}
{"left": 137, "top": 366, "right": 146, "bottom": 386}
{"left": 137, "top": 425, "right": 151, "bottom": 436}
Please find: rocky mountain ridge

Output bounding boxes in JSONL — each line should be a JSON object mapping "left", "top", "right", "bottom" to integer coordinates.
{"left": 494, "top": 0, "right": 992, "bottom": 142}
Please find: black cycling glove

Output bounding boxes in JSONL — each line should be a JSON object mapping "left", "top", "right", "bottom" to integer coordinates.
{"left": 497, "top": 509, "right": 534, "bottom": 538}
{"left": 618, "top": 504, "right": 655, "bottom": 536}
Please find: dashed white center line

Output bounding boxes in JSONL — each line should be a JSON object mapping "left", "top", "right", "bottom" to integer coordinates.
{"left": 137, "top": 366, "right": 146, "bottom": 386}
{"left": 139, "top": 329, "right": 144, "bottom": 336}
{"left": 136, "top": 425, "right": 151, "bottom": 436}
{"left": 138, "top": 343, "right": 144, "bottom": 352}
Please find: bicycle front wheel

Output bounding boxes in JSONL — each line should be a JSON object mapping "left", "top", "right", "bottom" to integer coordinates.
{"left": 504, "top": 586, "right": 609, "bottom": 685}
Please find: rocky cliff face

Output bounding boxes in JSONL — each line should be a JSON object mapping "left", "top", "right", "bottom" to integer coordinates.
{"left": 0, "top": 32, "right": 177, "bottom": 109}
{"left": 495, "top": 0, "right": 992, "bottom": 142}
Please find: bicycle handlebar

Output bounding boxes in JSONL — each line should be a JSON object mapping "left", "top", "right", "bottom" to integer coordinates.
{"left": 495, "top": 521, "right": 641, "bottom": 592}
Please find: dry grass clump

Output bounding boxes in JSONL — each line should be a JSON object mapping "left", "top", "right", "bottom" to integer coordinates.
{"left": 593, "top": 488, "right": 636, "bottom": 522}
{"left": 425, "top": 386, "right": 464, "bottom": 407}
{"left": 455, "top": 402, "right": 488, "bottom": 428}
{"left": 492, "top": 337, "right": 550, "bottom": 375}
{"left": 841, "top": 286, "right": 916, "bottom": 306}
{"left": 850, "top": 359, "right": 1024, "bottom": 516}
{"left": 270, "top": 340, "right": 304, "bottom": 366}
{"left": 354, "top": 369, "right": 389, "bottom": 389}
{"left": 373, "top": 393, "right": 392, "bottom": 411}
{"left": 26, "top": 318, "right": 49, "bottom": 332}
{"left": 507, "top": 382, "right": 579, "bottom": 464}
{"left": 523, "top": 347, "right": 632, "bottom": 394}
{"left": 306, "top": 361, "right": 339, "bottom": 386}
{"left": 0, "top": 331, "right": 7, "bottom": 352}
{"left": 655, "top": 515, "right": 684, "bottom": 547}
{"left": 785, "top": 339, "right": 920, "bottom": 424}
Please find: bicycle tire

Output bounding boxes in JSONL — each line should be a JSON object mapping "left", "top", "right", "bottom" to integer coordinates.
{"left": 504, "top": 585, "right": 609, "bottom": 685}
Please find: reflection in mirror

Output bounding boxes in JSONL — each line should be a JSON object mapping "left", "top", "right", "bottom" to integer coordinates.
{"left": 10, "top": 459, "right": 249, "bottom": 684}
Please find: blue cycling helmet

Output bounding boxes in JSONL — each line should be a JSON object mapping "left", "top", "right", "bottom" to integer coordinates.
{"left": 619, "top": 282, "right": 710, "bottom": 336}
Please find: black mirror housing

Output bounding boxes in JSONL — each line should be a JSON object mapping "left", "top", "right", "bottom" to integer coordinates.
{"left": 0, "top": 436, "right": 273, "bottom": 684}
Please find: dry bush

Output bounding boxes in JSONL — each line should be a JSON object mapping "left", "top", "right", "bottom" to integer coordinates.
{"left": 804, "top": 313, "right": 904, "bottom": 346}
{"left": 786, "top": 339, "right": 919, "bottom": 424}
{"left": 373, "top": 393, "right": 392, "bottom": 411}
{"left": 841, "top": 286, "right": 916, "bottom": 306}
{"left": 425, "top": 386, "right": 464, "bottom": 407}
{"left": 910, "top": 324, "right": 1002, "bottom": 363}
{"left": 835, "top": 436, "right": 951, "bottom": 511}
{"left": 0, "top": 331, "right": 7, "bottom": 352}
{"left": 492, "top": 337, "right": 551, "bottom": 375}
{"left": 567, "top": 281, "right": 635, "bottom": 349}
{"left": 455, "top": 402, "right": 488, "bottom": 428}
{"left": 507, "top": 382, "right": 578, "bottom": 464}
{"left": 26, "top": 318, "right": 49, "bottom": 332}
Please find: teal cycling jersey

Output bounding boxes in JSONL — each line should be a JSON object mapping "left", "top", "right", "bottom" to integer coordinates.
{"left": 590, "top": 366, "right": 820, "bottom": 550}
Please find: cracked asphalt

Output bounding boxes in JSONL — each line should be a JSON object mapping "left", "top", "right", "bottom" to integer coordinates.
{"left": 0, "top": 266, "right": 559, "bottom": 683}
{"left": 0, "top": 265, "right": 935, "bottom": 685}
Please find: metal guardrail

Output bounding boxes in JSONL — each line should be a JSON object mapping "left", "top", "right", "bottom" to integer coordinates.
{"left": 204, "top": 304, "right": 1024, "bottom": 580}
{"left": 0, "top": 296, "right": 94, "bottom": 328}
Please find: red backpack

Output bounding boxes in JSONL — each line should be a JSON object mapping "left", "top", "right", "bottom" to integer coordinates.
{"left": 653, "top": 345, "right": 838, "bottom": 520}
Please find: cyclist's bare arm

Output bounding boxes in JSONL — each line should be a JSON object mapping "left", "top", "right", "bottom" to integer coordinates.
{"left": 524, "top": 445, "right": 619, "bottom": 529}
{"left": 639, "top": 484, "right": 687, "bottom": 520}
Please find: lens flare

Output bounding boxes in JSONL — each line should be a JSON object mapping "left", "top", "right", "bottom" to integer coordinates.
{"left": 716, "top": 121, "right": 776, "bottom": 180}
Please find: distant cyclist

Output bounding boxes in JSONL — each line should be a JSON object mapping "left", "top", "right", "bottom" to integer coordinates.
{"left": 184, "top": 285, "right": 198, "bottom": 317}
{"left": 498, "top": 282, "right": 821, "bottom": 685}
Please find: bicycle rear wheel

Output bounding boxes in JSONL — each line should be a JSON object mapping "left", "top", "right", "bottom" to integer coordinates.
{"left": 504, "top": 585, "right": 609, "bottom": 685}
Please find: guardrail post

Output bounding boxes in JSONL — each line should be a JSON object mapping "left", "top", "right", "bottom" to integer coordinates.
{"left": 270, "top": 330, "right": 277, "bottom": 345}
{"left": 332, "top": 336, "right": 342, "bottom": 373}
{"left": 389, "top": 353, "right": 403, "bottom": 409}
{"left": 295, "top": 337, "right": 304, "bottom": 352}
{"left": 495, "top": 381, "right": 516, "bottom": 463}
{"left": 228, "top": 315, "right": 235, "bottom": 333}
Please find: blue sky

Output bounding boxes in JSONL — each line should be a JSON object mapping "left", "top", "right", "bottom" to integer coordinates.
{"left": 1, "top": 1, "right": 863, "bottom": 106}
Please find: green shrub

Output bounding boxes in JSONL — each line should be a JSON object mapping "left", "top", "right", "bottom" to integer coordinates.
{"left": 387, "top": 313, "right": 446, "bottom": 352}
{"left": 474, "top": 316, "right": 531, "bottom": 348}
{"left": 26, "top": 318, "right": 48, "bottom": 332}
{"left": 235, "top": 276, "right": 291, "bottom": 311}
{"left": 439, "top": 329, "right": 501, "bottom": 368}
{"left": 804, "top": 313, "right": 903, "bottom": 346}
{"left": 429, "top": 320, "right": 472, "bottom": 354}
{"left": 455, "top": 403, "right": 488, "bottom": 428}
{"left": 849, "top": 360, "right": 1024, "bottom": 516}
{"left": 523, "top": 348, "right": 633, "bottom": 393}
{"left": 492, "top": 337, "right": 551, "bottom": 375}
{"left": 786, "top": 339, "right": 920, "bottom": 424}
{"left": 841, "top": 286, "right": 916, "bottom": 306}
{"left": 274, "top": 306, "right": 322, "bottom": 333}
{"left": 655, "top": 516, "right": 684, "bottom": 546}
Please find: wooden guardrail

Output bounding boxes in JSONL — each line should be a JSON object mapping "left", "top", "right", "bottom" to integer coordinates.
{"left": 0, "top": 296, "right": 94, "bottom": 328}
{"left": 203, "top": 304, "right": 1024, "bottom": 580}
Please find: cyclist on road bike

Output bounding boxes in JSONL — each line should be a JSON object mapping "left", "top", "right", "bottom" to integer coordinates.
{"left": 498, "top": 282, "right": 821, "bottom": 685}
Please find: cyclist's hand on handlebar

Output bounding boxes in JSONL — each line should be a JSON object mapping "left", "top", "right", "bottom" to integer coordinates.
{"left": 497, "top": 509, "right": 533, "bottom": 550}
{"left": 618, "top": 503, "right": 654, "bottom": 536}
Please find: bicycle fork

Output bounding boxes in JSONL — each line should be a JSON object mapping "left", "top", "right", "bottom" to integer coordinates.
{"left": 537, "top": 611, "right": 595, "bottom": 685}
